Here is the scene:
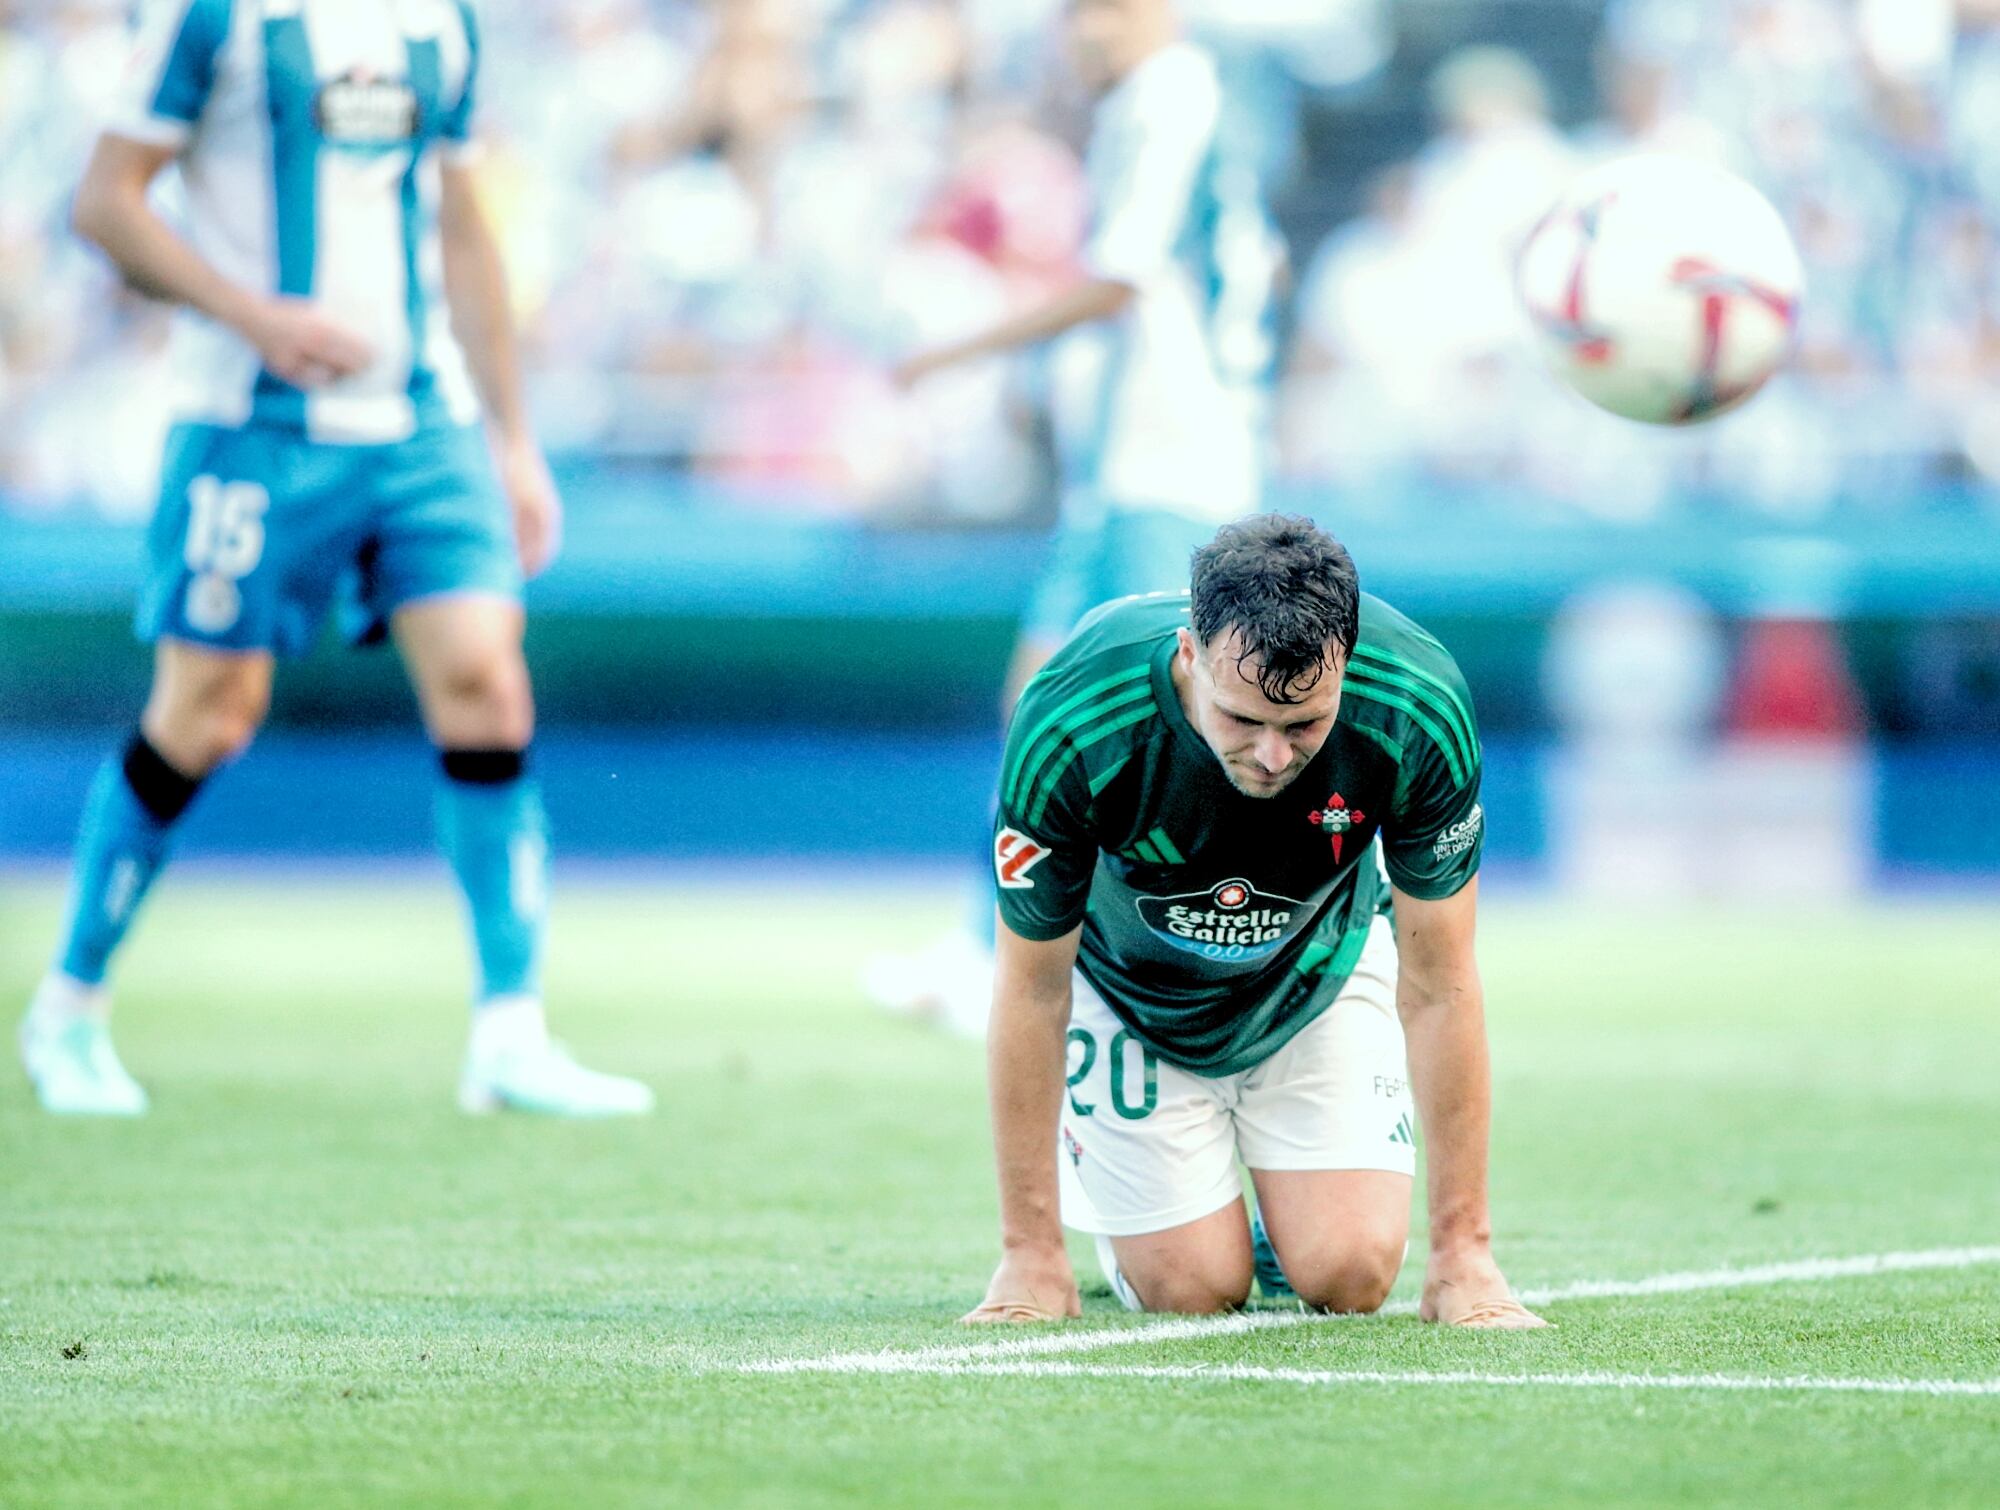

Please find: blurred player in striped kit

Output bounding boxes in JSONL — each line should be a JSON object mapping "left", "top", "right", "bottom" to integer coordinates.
{"left": 19, "top": 0, "right": 650, "bottom": 1117}
{"left": 879, "top": 0, "right": 1279, "bottom": 1030}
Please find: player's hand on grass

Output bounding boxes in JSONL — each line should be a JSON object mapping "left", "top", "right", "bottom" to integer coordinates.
{"left": 242, "top": 297, "right": 374, "bottom": 389}
{"left": 496, "top": 432, "right": 564, "bottom": 578}
{"left": 960, "top": 1242, "right": 1082, "bottom": 1325}
{"left": 1420, "top": 1244, "right": 1548, "bottom": 1329}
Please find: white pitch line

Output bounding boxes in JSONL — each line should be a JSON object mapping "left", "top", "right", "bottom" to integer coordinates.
{"left": 1511, "top": 1247, "right": 2000, "bottom": 1305}
{"left": 814, "top": 1361, "right": 2000, "bottom": 1398}
{"left": 742, "top": 1244, "right": 2000, "bottom": 1376}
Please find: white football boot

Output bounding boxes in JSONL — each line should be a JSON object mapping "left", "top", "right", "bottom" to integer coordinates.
{"left": 1093, "top": 1235, "right": 1146, "bottom": 1312}
{"left": 457, "top": 996, "right": 655, "bottom": 1117}
{"left": 19, "top": 973, "right": 149, "bottom": 1116}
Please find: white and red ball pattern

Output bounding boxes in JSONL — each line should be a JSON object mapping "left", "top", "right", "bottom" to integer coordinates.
{"left": 1517, "top": 155, "right": 1803, "bottom": 425}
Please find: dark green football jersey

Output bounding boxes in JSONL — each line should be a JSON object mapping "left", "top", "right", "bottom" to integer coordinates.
{"left": 994, "top": 591, "right": 1484, "bottom": 1075}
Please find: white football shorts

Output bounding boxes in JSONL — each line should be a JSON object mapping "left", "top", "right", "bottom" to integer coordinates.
{"left": 1056, "top": 914, "right": 1416, "bottom": 1237}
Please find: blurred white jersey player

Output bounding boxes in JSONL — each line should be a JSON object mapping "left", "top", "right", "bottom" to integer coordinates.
{"left": 904, "top": 0, "right": 1271, "bottom": 696}
{"left": 19, "top": 0, "right": 650, "bottom": 1116}
{"left": 882, "top": 0, "right": 1277, "bottom": 1029}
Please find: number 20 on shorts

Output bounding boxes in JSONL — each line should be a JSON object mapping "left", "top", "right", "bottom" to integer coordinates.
{"left": 1066, "top": 1027, "right": 1159, "bottom": 1120}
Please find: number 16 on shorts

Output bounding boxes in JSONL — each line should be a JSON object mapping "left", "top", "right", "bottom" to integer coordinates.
{"left": 181, "top": 475, "right": 269, "bottom": 635}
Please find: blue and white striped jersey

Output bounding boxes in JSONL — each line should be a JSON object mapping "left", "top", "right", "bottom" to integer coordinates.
{"left": 1065, "top": 42, "right": 1269, "bottom": 524}
{"left": 108, "top": 0, "right": 484, "bottom": 445}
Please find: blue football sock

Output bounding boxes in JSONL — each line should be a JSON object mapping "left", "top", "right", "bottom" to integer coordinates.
{"left": 54, "top": 737, "right": 202, "bottom": 986}
{"left": 436, "top": 751, "right": 547, "bottom": 1005}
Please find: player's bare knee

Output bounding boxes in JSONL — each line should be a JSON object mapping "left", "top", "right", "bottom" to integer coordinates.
{"left": 1139, "top": 1278, "right": 1250, "bottom": 1315}
{"left": 1287, "top": 1241, "right": 1403, "bottom": 1315}
{"left": 145, "top": 664, "right": 269, "bottom": 774}
{"left": 191, "top": 688, "right": 266, "bottom": 768}
{"left": 431, "top": 648, "right": 534, "bottom": 746}
{"left": 1131, "top": 1260, "right": 1254, "bottom": 1315}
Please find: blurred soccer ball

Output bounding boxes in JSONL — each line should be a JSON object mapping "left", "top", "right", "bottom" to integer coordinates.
{"left": 1517, "top": 155, "right": 1803, "bottom": 425}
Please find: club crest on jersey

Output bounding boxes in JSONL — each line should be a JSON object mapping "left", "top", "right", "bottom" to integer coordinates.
{"left": 994, "top": 828, "right": 1051, "bottom": 890}
{"left": 1134, "top": 877, "right": 1302, "bottom": 963}
{"left": 1308, "top": 793, "right": 1367, "bottom": 863}
{"left": 314, "top": 69, "right": 422, "bottom": 148}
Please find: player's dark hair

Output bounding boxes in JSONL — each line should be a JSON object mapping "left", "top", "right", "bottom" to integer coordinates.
{"left": 1190, "top": 515, "right": 1360, "bottom": 704}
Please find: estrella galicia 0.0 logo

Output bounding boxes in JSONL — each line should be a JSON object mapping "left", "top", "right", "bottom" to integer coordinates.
{"left": 1134, "top": 877, "right": 1303, "bottom": 963}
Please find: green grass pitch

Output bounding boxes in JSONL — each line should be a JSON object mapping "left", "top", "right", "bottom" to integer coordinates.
{"left": 2, "top": 875, "right": 1996, "bottom": 1508}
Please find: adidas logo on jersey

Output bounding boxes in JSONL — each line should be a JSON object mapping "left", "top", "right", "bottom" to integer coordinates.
{"left": 315, "top": 71, "right": 421, "bottom": 147}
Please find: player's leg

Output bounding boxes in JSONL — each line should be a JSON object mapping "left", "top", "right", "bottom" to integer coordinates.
{"left": 1246, "top": 1169, "right": 1411, "bottom": 1313}
{"left": 24, "top": 642, "right": 274, "bottom": 1114}
{"left": 392, "top": 593, "right": 540, "bottom": 1023}
{"left": 391, "top": 594, "right": 649, "bottom": 1117}
{"left": 21, "top": 420, "right": 307, "bottom": 1115}
{"left": 371, "top": 427, "right": 648, "bottom": 1115}
{"left": 1102, "top": 1202, "right": 1256, "bottom": 1315}
{"left": 1235, "top": 915, "right": 1419, "bottom": 1312}
{"left": 1059, "top": 973, "right": 1253, "bottom": 1313}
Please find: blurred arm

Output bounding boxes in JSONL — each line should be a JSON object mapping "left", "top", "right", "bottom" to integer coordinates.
{"left": 1393, "top": 877, "right": 1546, "bottom": 1327}
{"left": 896, "top": 279, "right": 1133, "bottom": 387}
{"left": 439, "top": 161, "right": 560, "bottom": 576}
{"left": 438, "top": 161, "right": 531, "bottom": 445}
{"left": 73, "top": 135, "right": 254, "bottom": 331}
{"left": 71, "top": 134, "right": 371, "bottom": 386}
{"left": 962, "top": 916, "right": 1085, "bottom": 1323}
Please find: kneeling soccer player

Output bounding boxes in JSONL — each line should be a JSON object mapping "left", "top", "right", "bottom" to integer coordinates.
{"left": 964, "top": 515, "right": 1544, "bottom": 1326}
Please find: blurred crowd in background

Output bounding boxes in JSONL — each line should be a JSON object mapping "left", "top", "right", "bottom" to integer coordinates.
{"left": 4, "top": 0, "right": 1999, "bottom": 526}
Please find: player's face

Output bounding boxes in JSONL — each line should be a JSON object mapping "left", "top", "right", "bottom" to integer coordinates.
{"left": 1065, "top": 0, "right": 1159, "bottom": 93}
{"left": 1176, "top": 628, "right": 1343, "bottom": 799}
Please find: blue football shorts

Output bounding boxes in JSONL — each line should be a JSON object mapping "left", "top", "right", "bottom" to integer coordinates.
{"left": 1019, "top": 498, "right": 1220, "bottom": 645}
{"left": 136, "top": 421, "right": 521, "bottom": 657}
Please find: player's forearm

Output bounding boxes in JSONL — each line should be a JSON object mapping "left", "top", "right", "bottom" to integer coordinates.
{"left": 1398, "top": 975, "right": 1496, "bottom": 1253}
{"left": 441, "top": 211, "right": 532, "bottom": 443}
{"left": 915, "top": 279, "right": 1134, "bottom": 376}
{"left": 72, "top": 190, "right": 261, "bottom": 335}
{"left": 986, "top": 983, "right": 1073, "bottom": 1251}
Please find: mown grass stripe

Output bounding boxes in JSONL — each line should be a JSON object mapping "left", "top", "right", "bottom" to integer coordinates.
{"left": 1003, "top": 666, "right": 1150, "bottom": 808}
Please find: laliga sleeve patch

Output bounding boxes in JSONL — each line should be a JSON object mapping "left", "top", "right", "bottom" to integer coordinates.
{"left": 995, "top": 828, "right": 1052, "bottom": 890}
